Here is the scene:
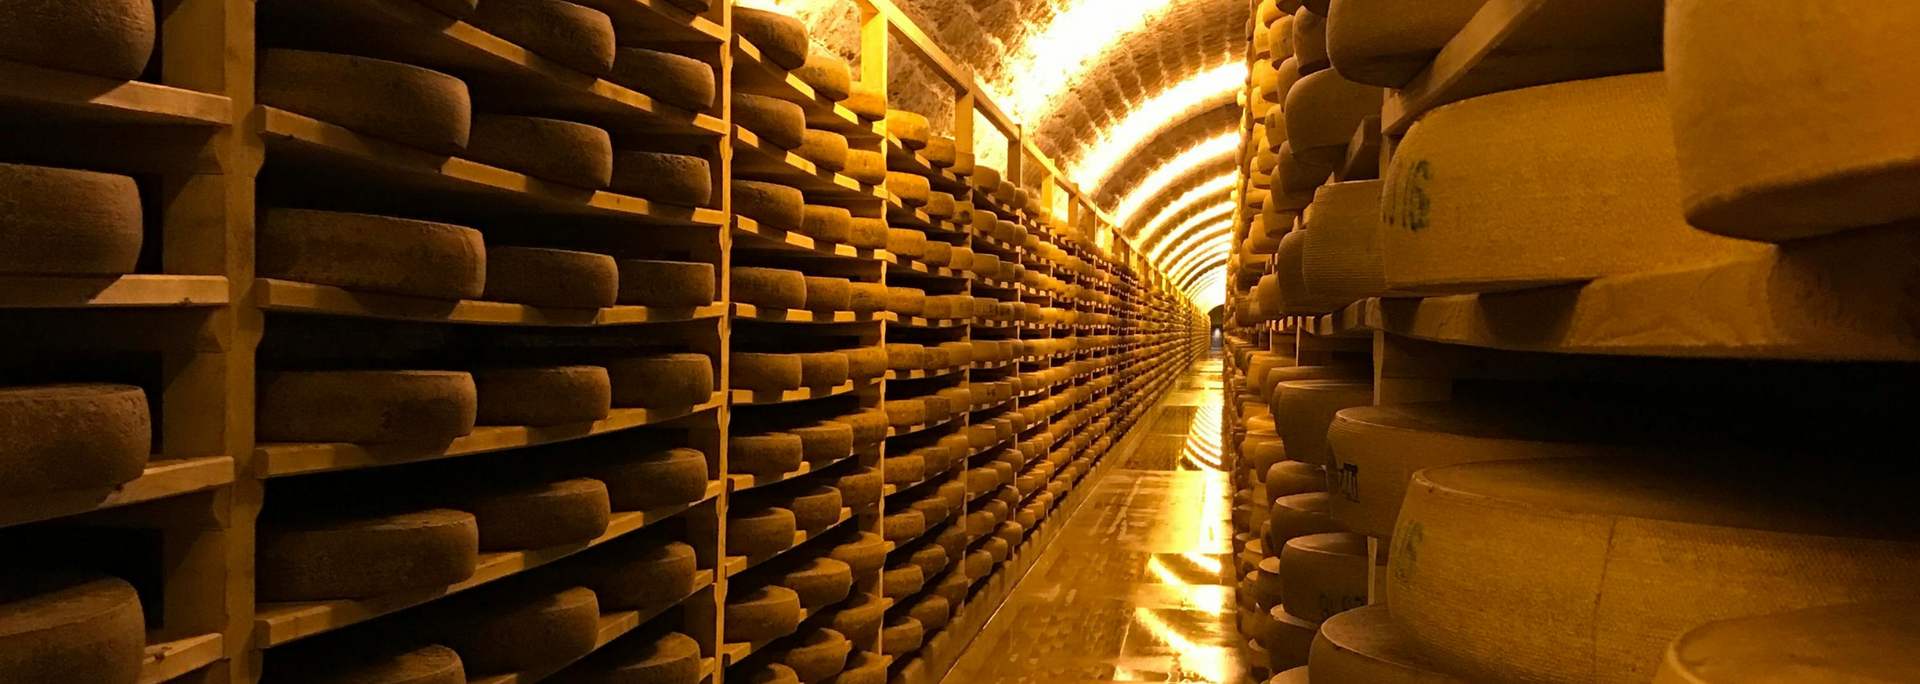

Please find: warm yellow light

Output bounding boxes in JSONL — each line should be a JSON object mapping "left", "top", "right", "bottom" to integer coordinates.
{"left": 1129, "top": 171, "right": 1234, "bottom": 237}
{"left": 1186, "top": 269, "right": 1226, "bottom": 311}
{"left": 1113, "top": 132, "right": 1239, "bottom": 224}
{"left": 991, "top": 0, "right": 1187, "bottom": 125}
{"left": 1071, "top": 63, "right": 1247, "bottom": 192}
{"left": 1145, "top": 203, "right": 1233, "bottom": 261}
{"left": 1170, "top": 245, "right": 1227, "bottom": 287}
{"left": 1159, "top": 221, "right": 1231, "bottom": 275}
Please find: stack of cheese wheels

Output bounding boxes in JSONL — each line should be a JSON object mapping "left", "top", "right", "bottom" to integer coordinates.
{"left": 1299, "top": 180, "right": 1385, "bottom": 302}
{"left": 1387, "top": 458, "right": 1920, "bottom": 684}
{"left": 1653, "top": 600, "right": 1920, "bottom": 684}
{"left": 1667, "top": 1, "right": 1920, "bottom": 241}
{"left": 1325, "top": 0, "right": 1486, "bottom": 88}
{"left": 1380, "top": 73, "right": 1767, "bottom": 293}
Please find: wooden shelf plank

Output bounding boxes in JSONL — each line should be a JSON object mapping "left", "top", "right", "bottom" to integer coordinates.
{"left": 730, "top": 303, "right": 886, "bottom": 324}
{"left": 884, "top": 366, "right": 965, "bottom": 381}
{"left": 570, "top": 0, "right": 726, "bottom": 43}
{"left": 884, "top": 137, "right": 968, "bottom": 191}
{"left": 258, "top": 279, "right": 724, "bottom": 326}
{"left": 260, "top": 107, "right": 724, "bottom": 227}
{"left": 1380, "top": 0, "right": 1664, "bottom": 134}
{"left": 726, "top": 451, "right": 857, "bottom": 491}
{"left": 258, "top": 394, "right": 725, "bottom": 477}
{"left": 0, "top": 60, "right": 230, "bottom": 127}
{"left": 0, "top": 456, "right": 234, "bottom": 529}
{"left": 886, "top": 414, "right": 960, "bottom": 438}
{"left": 730, "top": 380, "right": 871, "bottom": 406}
{"left": 732, "top": 216, "right": 893, "bottom": 262}
{"left": 0, "top": 275, "right": 229, "bottom": 309}
{"left": 255, "top": 482, "right": 723, "bottom": 647}
{"left": 138, "top": 633, "right": 224, "bottom": 684}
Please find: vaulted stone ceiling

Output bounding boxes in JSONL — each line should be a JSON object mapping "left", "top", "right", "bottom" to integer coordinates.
{"left": 752, "top": 0, "right": 1248, "bottom": 307}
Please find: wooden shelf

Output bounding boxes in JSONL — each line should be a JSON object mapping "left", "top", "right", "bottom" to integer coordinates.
{"left": 731, "top": 38, "right": 877, "bottom": 141}
{"left": 884, "top": 137, "right": 967, "bottom": 192}
{"left": 885, "top": 197, "right": 955, "bottom": 233}
{"left": 886, "top": 414, "right": 961, "bottom": 438}
{"left": 726, "top": 451, "right": 856, "bottom": 491}
{"left": 258, "top": 279, "right": 724, "bottom": 326}
{"left": 255, "top": 481, "right": 723, "bottom": 647}
{"left": 885, "top": 366, "right": 965, "bottom": 381}
{"left": 723, "top": 508, "right": 855, "bottom": 577}
{"left": 1380, "top": 0, "right": 1664, "bottom": 134}
{"left": 260, "top": 107, "right": 725, "bottom": 227}
{"left": 732, "top": 127, "right": 883, "bottom": 200}
{"left": 888, "top": 315, "right": 964, "bottom": 329}
{"left": 140, "top": 633, "right": 224, "bottom": 684}
{"left": 730, "top": 380, "right": 870, "bottom": 406}
{"left": 0, "top": 60, "right": 230, "bottom": 127}
{"left": 264, "top": 0, "right": 726, "bottom": 137}
{"left": 0, "top": 275, "right": 229, "bottom": 309}
{"left": 257, "top": 394, "right": 725, "bottom": 477}
{"left": 731, "top": 303, "right": 886, "bottom": 324}
{"left": 468, "top": 575, "right": 716, "bottom": 684}
{"left": 891, "top": 260, "right": 964, "bottom": 280}
{"left": 0, "top": 456, "right": 234, "bottom": 529}
{"left": 571, "top": 0, "right": 727, "bottom": 43}
{"left": 733, "top": 216, "right": 894, "bottom": 262}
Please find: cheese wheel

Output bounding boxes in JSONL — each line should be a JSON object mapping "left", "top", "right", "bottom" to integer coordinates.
{"left": 568, "top": 632, "right": 699, "bottom": 684}
{"left": 830, "top": 651, "right": 889, "bottom": 684}
{"left": 788, "top": 485, "right": 845, "bottom": 534}
{"left": 879, "top": 616, "right": 924, "bottom": 655}
{"left": 1653, "top": 600, "right": 1920, "bottom": 684}
{"left": 736, "top": 93, "right": 807, "bottom": 150}
{"left": 1309, "top": 605, "right": 1469, "bottom": 684}
{"left": 734, "top": 8, "right": 808, "bottom": 70}
{"left": 1325, "top": 0, "right": 1482, "bottom": 88}
{"left": 1265, "top": 607, "right": 1319, "bottom": 672}
{"left": 969, "top": 167, "right": 1001, "bottom": 192}
{"left": 259, "top": 49, "right": 471, "bottom": 153}
{"left": 905, "top": 544, "right": 950, "bottom": 578}
{"left": 468, "top": 0, "right": 613, "bottom": 75}
{"left": 844, "top": 346, "right": 887, "bottom": 381}
{"left": 606, "top": 354, "right": 712, "bottom": 409}
{"left": 797, "top": 130, "right": 850, "bottom": 173}
{"left": 615, "top": 259, "right": 715, "bottom": 307}
{"left": 281, "top": 643, "right": 466, "bottom": 684}
{"left": 790, "top": 421, "right": 853, "bottom": 464}
{"left": 907, "top": 594, "right": 952, "bottom": 632}
{"left": 610, "top": 47, "right": 715, "bottom": 111}
{"left": 461, "top": 478, "right": 610, "bottom": 550}
{"left": 798, "top": 205, "right": 853, "bottom": 245}
{"left": 848, "top": 217, "right": 889, "bottom": 249}
{"left": 473, "top": 366, "right": 611, "bottom": 426}
{"left": 734, "top": 180, "right": 805, "bottom": 230}
{"left": 1254, "top": 557, "right": 1286, "bottom": 612}
{"left": 733, "top": 266, "right": 808, "bottom": 310}
{"left": 1274, "top": 144, "right": 1329, "bottom": 208}
{"left": 887, "top": 228, "right": 927, "bottom": 259}
{"left": 795, "top": 52, "right": 852, "bottom": 101}
{"left": 728, "top": 505, "right": 797, "bottom": 556}
{"left": 828, "top": 532, "right": 887, "bottom": 575}
{"left": 924, "top": 193, "right": 956, "bottom": 222}
{"left": 1292, "top": 9, "right": 1329, "bottom": 75}
{"left": 1265, "top": 492, "right": 1341, "bottom": 555}
{"left": 1388, "top": 459, "right": 1920, "bottom": 684}
{"left": 885, "top": 286, "right": 926, "bottom": 316}
{"left": 843, "top": 81, "right": 886, "bottom": 121}
{"left": 1267, "top": 461, "right": 1327, "bottom": 498}
{"left": 884, "top": 344, "right": 924, "bottom": 372}
{"left": 0, "top": 384, "right": 149, "bottom": 496}
{"left": 798, "top": 351, "right": 849, "bottom": 388}
{"left": 1668, "top": 1, "right": 1920, "bottom": 241}
{"left": 886, "top": 110, "right": 931, "bottom": 149}
{"left": 0, "top": 0, "right": 154, "bottom": 80}
{"left": 880, "top": 564, "right": 924, "bottom": 599}
{"left": 775, "top": 628, "right": 851, "bottom": 683}
{"left": 1279, "top": 532, "right": 1367, "bottom": 623}
{"left": 840, "top": 409, "right": 887, "bottom": 445}
{"left": 0, "top": 164, "right": 142, "bottom": 276}
{"left": 881, "top": 509, "right": 926, "bottom": 542}
{"left": 1284, "top": 69, "right": 1381, "bottom": 169}
{"left": 726, "top": 585, "right": 804, "bottom": 643}
{"left": 0, "top": 566, "right": 144, "bottom": 684}
{"left": 483, "top": 246, "right": 618, "bottom": 308}
{"left": 882, "top": 454, "right": 924, "bottom": 486}
{"left": 259, "top": 209, "right": 485, "bottom": 300}
{"left": 923, "top": 136, "right": 958, "bottom": 167}
{"left": 466, "top": 114, "right": 613, "bottom": 188}
{"left": 611, "top": 151, "right": 711, "bottom": 207}
{"left": 1381, "top": 73, "right": 1766, "bottom": 293}
{"left": 1299, "top": 180, "right": 1384, "bottom": 301}
{"left": 1273, "top": 379, "right": 1371, "bottom": 465}
{"left": 574, "top": 539, "right": 696, "bottom": 611}
{"left": 258, "top": 371, "right": 477, "bottom": 444}
{"left": 259, "top": 509, "right": 480, "bottom": 601}
{"left": 1270, "top": 15, "right": 1295, "bottom": 62}
{"left": 779, "top": 557, "right": 853, "bottom": 609}
{"left": 582, "top": 447, "right": 709, "bottom": 511}
{"left": 932, "top": 570, "right": 969, "bottom": 610}
{"left": 729, "top": 432, "right": 804, "bottom": 476}
{"left": 964, "top": 549, "right": 992, "bottom": 579}
{"left": 887, "top": 171, "right": 931, "bottom": 206}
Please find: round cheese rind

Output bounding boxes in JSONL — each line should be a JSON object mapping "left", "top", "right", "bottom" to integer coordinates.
{"left": 833, "top": 467, "right": 883, "bottom": 508}
{"left": 732, "top": 266, "right": 808, "bottom": 310}
{"left": 473, "top": 366, "right": 612, "bottom": 427}
{"left": 828, "top": 532, "right": 887, "bottom": 575}
{"left": 573, "top": 539, "right": 697, "bottom": 612}
{"left": 615, "top": 259, "right": 714, "bottom": 308}
{"left": 1667, "top": 1, "right": 1920, "bottom": 241}
{"left": 1265, "top": 492, "right": 1341, "bottom": 556}
{"left": 778, "top": 557, "right": 853, "bottom": 609}
{"left": 611, "top": 47, "right": 715, "bottom": 111}
{"left": 734, "top": 8, "right": 808, "bottom": 70}
{"left": 843, "top": 81, "right": 886, "bottom": 122}
{"left": 736, "top": 93, "right": 807, "bottom": 150}
{"left": 1380, "top": 73, "right": 1766, "bottom": 293}
{"left": 880, "top": 564, "right": 924, "bottom": 599}
{"left": 800, "top": 205, "right": 853, "bottom": 244}
{"left": 729, "top": 432, "right": 804, "bottom": 476}
{"left": 775, "top": 628, "right": 851, "bottom": 683}
{"left": 1310, "top": 605, "right": 1470, "bottom": 684}
{"left": 797, "top": 130, "right": 850, "bottom": 173}
{"left": 467, "top": 0, "right": 614, "bottom": 75}
{"left": 483, "top": 246, "right": 618, "bottom": 308}
{"left": 1300, "top": 180, "right": 1385, "bottom": 301}
{"left": 1653, "top": 600, "right": 1920, "bottom": 684}
{"left": 726, "top": 585, "right": 804, "bottom": 642}
{"left": 844, "top": 347, "right": 888, "bottom": 381}
{"left": 0, "top": 384, "right": 149, "bottom": 496}
{"left": 728, "top": 506, "right": 798, "bottom": 556}
{"left": 259, "top": 208, "right": 485, "bottom": 300}
{"left": 0, "top": 163, "right": 142, "bottom": 276}
{"left": 466, "top": 114, "right": 613, "bottom": 189}
{"left": 791, "top": 421, "right": 854, "bottom": 464}
{"left": 259, "top": 49, "right": 471, "bottom": 154}
{"left": 879, "top": 616, "right": 924, "bottom": 655}
{"left": 923, "top": 136, "right": 958, "bottom": 167}
{"left": 257, "top": 371, "right": 478, "bottom": 444}
{"left": 830, "top": 651, "right": 889, "bottom": 684}
{"left": 885, "top": 110, "right": 931, "bottom": 149}
{"left": 1325, "top": 0, "right": 1484, "bottom": 88}
{"left": 1279, "top": 532, "right": 1368, "bottom": 623}
{"left": 606, "top": 354, "right": 713, "bottom": 409}
{"left": 461, "top": 478, "right": 611, "bottom": 551}
{"left": 1284, "top": 69, "right": 1382, "bottom": 169}
{"left": 582, "top": 447, "right": 709, "bottom": 511}
{"left": 732, "top": 352, "right": 804, "bottom": 392}
{"left": 733, "top": 180, "right": 806, "bottom": 230}
{"left": 0, "top": 0, "right": 153, "bottom": 79}
{"left": 794, "top": 52, "right": 852, "bottom": 101}
{"left": 848, "top": 218, "right": 889, "bottom": 250}
{"left": 1292, "top": 9, "right": 1330, "bottom": 75}
{"left": 611, "top": 151, "right": 712, "bottom": 207}
{"left": 1388, "top": 458, "right": 1920, "bottom": 684}
{"left": 0, "top": 566, "right": 145, "bottom": 684}
{"left": 444, "top": 586, "right": 600, "bottom": 674}
{"left": 887, "top": 172, "right": 931, "bottom": 207}
{"left": 1273, "top": 379, "right": 1371, "bottom": 465}
{"left": 258, "top": 509, "right": 480, "bottom": 601}
{"left": 570, "top": 632, "right": 699, "bottom": 684}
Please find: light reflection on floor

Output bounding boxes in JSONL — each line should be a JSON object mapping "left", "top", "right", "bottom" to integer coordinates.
{"left": 941, "top": 355, "right": 1247, "bottom": 684}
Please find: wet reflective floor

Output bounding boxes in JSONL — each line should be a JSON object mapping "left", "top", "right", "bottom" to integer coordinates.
{"left": 942, "top": 355, "right": 1247, "bottom": 684}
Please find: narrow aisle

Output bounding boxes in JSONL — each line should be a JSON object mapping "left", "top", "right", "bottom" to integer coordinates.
{"left": 942, "top": 355, "right": 1244, "bottom": 684}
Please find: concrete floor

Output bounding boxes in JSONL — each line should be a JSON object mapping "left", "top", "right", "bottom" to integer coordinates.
{"left": 942, "top": 355, "right": 1247, "bottom": 684}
